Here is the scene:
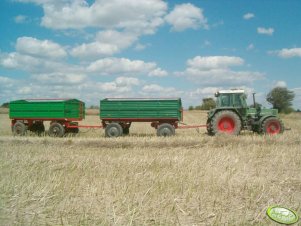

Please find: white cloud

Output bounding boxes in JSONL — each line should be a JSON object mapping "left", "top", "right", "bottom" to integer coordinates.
{"left": 142, "top": 84, "right": 178, "bottom": 94}
{"left": 70, "top": 30, "right": 138, "bottom": 58}
{"left": 243, "top": 13, "right": 254, "bottom": 20}
{"left": 187, "top": 56, "right": 244, "bottom": 70}
{"left": 257, "top": 27, "right": 274, "bottom": 35}
{"left": 272, "top": 48, "right": 301, "bottom": 58}
{"left": 16, "top": 37, "right": 67, "bottom": 59}
{"left": 14, "top": 15, "right": 29, "bottom": 24}
{"left": 177, "top": 56, "right": 264, "bottom": 86}
{"left": 165, "top": 3, "right": 208, "bottom": 32}
{"left": 31, "top": 73, "right": 86, "bottom": 85}
{"left": 134, "top": 43, "right": 147, "bottom": 51}
{"left": 25, "top": 0, "right": 167, "bottom": 34}
{"left": 148, "top": 68, "right": 168, "bottom": 77}
{"left": 0, "top": 52, "right": 83, "bottom": 74}
{"left": 87, "top": 57, "right": 156, "bottom": 75}
{"left": 115, "top": 76, "right": 140, "bottom": 86}
{"left": 274, "top": 81, "right": 287, "bottom": 87}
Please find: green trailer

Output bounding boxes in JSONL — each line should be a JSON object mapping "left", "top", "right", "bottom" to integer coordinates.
{"left": 100, "top": 98, "right": 183, "bottom": 137}
{"left": 9, "top": 99, "right": 85, "bottom": 137}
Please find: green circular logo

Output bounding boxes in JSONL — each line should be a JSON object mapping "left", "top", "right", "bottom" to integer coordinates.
{"left": 267, "top": 206, "right": 299, "bottom": 224}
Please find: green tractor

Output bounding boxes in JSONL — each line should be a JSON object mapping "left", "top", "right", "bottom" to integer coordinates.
{"left": 206, "top": 89, "right": 284, "bottom": 135}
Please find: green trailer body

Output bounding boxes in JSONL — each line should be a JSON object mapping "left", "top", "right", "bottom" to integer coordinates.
{"left": 9, "top": 99, "right": 85, "bottom": 120}
{"left": 100, "top": 98, "right": 182, "bottom": 122}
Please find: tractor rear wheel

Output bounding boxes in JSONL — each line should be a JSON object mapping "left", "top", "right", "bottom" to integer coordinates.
{"left": 157, "top": 123, "right": 175, "bottom": 137}
{"left": 13, "top": 122, "right": 27, "bottom": 136}
{"left": 211, "top": 110, "right": 241, "bottom": 135}
{"left": 49, "top": 122, "right": 65, "bottom": 137}
{"left": 105, "top": 123, "right": 123, "bottom": 137}
{"left": 261, "top": 117, "right": 284, "bottom": 135}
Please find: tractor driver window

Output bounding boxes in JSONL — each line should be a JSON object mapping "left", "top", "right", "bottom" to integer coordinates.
{"left": 221, "top": 95, "right": 229, "bottom": 106}
{"left": 234, "top": 95, "right": 242, "bottom": 107}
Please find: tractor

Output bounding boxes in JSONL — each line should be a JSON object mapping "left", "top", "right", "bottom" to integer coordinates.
{"left": 206, "top": 89, "right": 284, "bottom": 135}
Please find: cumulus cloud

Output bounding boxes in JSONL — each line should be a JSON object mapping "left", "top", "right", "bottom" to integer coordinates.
{"left": 16, "top": 37, "right": 67, "bottom": 59}
{"left": 257, "top": 27, "right": 274, "bottom": 35}
{"left": 22, "top": 0, "right": 167, "bottom": 34}
{"left": 274, "top": 81, "right": 287, "bottom": 87}
{"left": 272, "top": 48, "right": 301, "bottom": 58}
{"left": 165, "top": 3, "right": 208, "bottom": 31}
{"left": 87, "top": 57, "right": 157, "bottom": 75}
{"left": 243, "top": 13, "right": 254, "bottom": 20}
{"left": 177, "top": 56, "right": 264, "bottom": 86}
{"left": 70, "top": 30, "right": 138, "bottom": 58}
{"left": 148, "top": 68, "right": 168, "bottom": 77}
{"left": 0, "top": 52, "right": 83, "bottom": 74}
{"left": 14, "top": 15, "right": 29, "bottom": 24}
{"left": 31, "top": 73, "right": 86, "bottom": 85}
{"left": 187, "top": 56, "right": 244, "bottom": 69}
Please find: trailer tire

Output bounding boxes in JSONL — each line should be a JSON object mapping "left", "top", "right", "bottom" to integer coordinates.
{"left": 105, "top": 123, "right": 123, "bottom": 137}
{"left": 211, "top": 110, "right": 241, "bottom": 135}
{"left": 157, "top": 123, "right": 175, "bottom": 137}
{"left": 49, "top": 122, "right": 65, "bottom": 137}
{"left": 13, "top": 122, "right": 27, "bottom": 136}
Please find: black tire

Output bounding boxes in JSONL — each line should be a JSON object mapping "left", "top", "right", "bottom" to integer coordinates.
{"left": 13, "top": 122, "right": 27, "bottom": 136}
{"left": 261, "top": 117, "right": 284, "bottom": 135}
{"left": 48, "top": 123, "right": 65, "bottom": 137}
{"left": 211, "top": 110, "right": 241, "bottom": 135}
{"left": 157, "top": 123, "right": 175, "bottom": 137}
{"left": 105, "top": 123, "right": 123, "bottom": 137}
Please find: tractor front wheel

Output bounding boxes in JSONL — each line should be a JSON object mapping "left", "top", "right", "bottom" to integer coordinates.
{"left": 261, "top": 117, "right": 284, "bottom": 135}
{"left": 211, "top": 111, "right": 241, "bottom": 135}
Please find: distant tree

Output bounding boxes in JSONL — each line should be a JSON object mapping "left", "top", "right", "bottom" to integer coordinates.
{"left": 188, "top": 106, "right": 194, "bottom": 111}
{"left": 266, "top": 87, "right": 295, "bottom": 114}
{"left": 200, "top": 98, "right": 216, "bottom": 110}
{"left": 89, "top": 105, "right": 99, "bottom": 109}
{"left": 1, "top": 102, "right": 9, "bottom": 108}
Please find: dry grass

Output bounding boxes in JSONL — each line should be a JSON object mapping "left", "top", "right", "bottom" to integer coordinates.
{"left": 0, "top": 111, "right": 300, "bottom": 225}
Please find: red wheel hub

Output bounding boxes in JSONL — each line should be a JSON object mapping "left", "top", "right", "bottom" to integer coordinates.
{"left": 218, "top": 117, "right": 235, "bottom": 133}
{"left": 266, "top": 121, "right": 281, "bottom": 134}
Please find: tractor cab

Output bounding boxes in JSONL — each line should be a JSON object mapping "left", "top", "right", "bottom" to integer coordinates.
{"left": 215, "top": 89, "right": 248, "bottom": 108}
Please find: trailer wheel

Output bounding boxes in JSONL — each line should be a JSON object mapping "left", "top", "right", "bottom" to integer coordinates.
{"left": 105, "top": 123, "right": 123, "bottom": 137}
{"left": 157, "top": 123, "right": 175, "bottom": 137}
{"left": 49, "top": 122, "right": 65, "bottom": 137}
{"left": 13, "top": 122, "right": 27, "bottom": 136}
{"left": 261, "top": 117, "right": 284, "bottom": 135}
{"left": 211, "top": 110, "right": 241, "bottom": 135}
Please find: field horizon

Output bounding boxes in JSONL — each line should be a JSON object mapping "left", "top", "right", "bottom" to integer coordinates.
{"left": 0, "top": 111, "right": 300, "bottom": 225}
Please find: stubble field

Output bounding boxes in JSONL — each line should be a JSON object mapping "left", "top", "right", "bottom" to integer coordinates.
{"left": 0, "top": 110, "right": 300, "bottom": 225}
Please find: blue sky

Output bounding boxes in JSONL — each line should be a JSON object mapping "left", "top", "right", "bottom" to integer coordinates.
{"left": 0, "top": 0, "right": 301, "bottom": 109}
